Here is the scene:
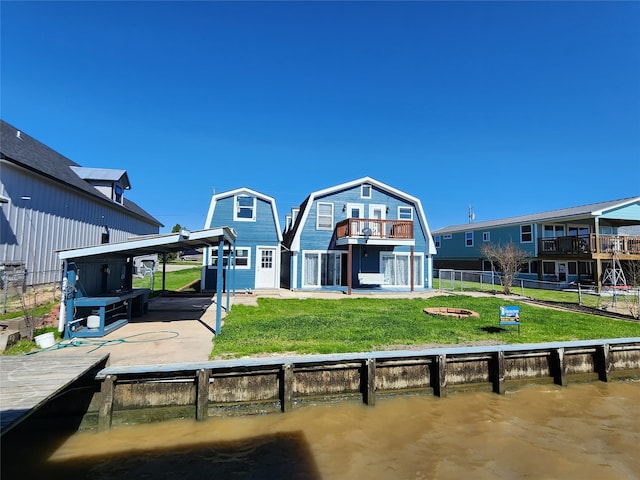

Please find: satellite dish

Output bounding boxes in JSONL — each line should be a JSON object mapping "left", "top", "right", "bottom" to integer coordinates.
{"left": 362, "top": 227, "right": 372, "bottom": 237}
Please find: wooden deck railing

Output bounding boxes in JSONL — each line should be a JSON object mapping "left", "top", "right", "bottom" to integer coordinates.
{"left": 538, "top": 234, "right": 640, "bottom": 256}
{"left": 590, "top": 234, "right": 640, "bottom": 255}
{"left": 335, "top": 219, "right": 414, "bottom": 240}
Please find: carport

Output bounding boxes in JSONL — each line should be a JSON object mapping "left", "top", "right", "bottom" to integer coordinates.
{"left": 57, "top": 227, "right": 236, "bottom": 339}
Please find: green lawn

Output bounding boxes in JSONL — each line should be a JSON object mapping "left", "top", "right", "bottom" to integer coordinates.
{"left": 212, "top": 296, "right": 640, "bottom": 358}
{"left": 132, "top": 267, "right": 201, "bottom": 295}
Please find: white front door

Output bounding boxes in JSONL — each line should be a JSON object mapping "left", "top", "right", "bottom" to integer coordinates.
{"left": 558, "top": 262, "right": 567, "bottom": 283}
{"left": 369, "top": 204, "right": 386, "bottom": 237}
{"left": 255, "top": 247, "right": 277, "bottom": 289}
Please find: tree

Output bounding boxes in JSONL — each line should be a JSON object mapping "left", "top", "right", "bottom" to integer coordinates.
{"left": 481, "top": 242, "right": 529, "bottom": 295}
{"left": 165, "top": 224, "right": 186, "bottom": 262}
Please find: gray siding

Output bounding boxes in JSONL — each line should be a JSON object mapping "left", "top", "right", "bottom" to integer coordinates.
{"left": 1, "top": 161, "right": 159, "bottom": 284}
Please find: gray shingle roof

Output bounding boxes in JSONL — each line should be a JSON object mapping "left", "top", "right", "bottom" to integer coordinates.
{"left": 1, "top": 120, "right": 161, "bottom": 227}
{"left": 433, "top": 197, "right": 640, "bottom": 235}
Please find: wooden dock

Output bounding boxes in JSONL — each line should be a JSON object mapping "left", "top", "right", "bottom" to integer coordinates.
{"left": 0, "top": 352, "right": 109, "bottom": 435}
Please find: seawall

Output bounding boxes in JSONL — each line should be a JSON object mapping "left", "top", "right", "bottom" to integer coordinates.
{"left": 91, "top": 338, "right": 640, "bottom": 430}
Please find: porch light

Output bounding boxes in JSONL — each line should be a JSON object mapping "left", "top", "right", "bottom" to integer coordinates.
{"left": 343, "top": 204, "right": 346, "bottom": 212}
{"left": 386, "top": 206, "right": 389, "bottom": 214}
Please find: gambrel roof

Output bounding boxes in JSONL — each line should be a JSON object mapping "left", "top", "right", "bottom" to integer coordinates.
{"left": 204, "top": 186, "right": 283, "bottom": 242}
{"left": 433, "top": 197, "right": 640, "bottom": 235}
{"left": 283, "top": 176, "right": 437, "bottom": 254}
{"left": 0, "top": 120, "right": 161, "bottom": 227}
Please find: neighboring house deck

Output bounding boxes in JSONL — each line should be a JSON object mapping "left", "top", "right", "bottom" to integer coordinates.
{"left": 433, "top": 197, "right": 640, "bottom": 290}
{"left": 282, "top": 177, "right": 437, "bottom": 294}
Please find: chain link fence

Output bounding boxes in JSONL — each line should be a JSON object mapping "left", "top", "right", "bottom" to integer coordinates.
{"left": 435, "top": 269, "right": 639, "bottom": 319}
{"left": 1, "top": 267, "right": 61, "bottom": 316}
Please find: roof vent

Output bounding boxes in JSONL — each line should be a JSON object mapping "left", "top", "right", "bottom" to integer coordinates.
{"left": 16, "top": 130, "right": 22, "bottom": 139}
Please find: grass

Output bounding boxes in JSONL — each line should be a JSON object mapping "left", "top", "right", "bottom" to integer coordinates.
{"left": 0, "top": 301, "right": 57, "bottom": 321}
{"left": 212, "top": 296, "right": 640, "bottom": 358}
{"left": 433, "top": 278, "right": 638, "bottom": 311}
{"left": 2, "top": 326, "right": 63, "bottom": 356}
{"left": 132, "top": 267, "right": 201, "bottom": 295}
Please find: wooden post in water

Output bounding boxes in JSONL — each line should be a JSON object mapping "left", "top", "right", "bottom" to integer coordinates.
{"left": 553, "top": 348, "right": 567, "bottom": 386}
{"left": 493, "top": 350, "right": 506, "bottom": 395}
{"left": 597, "top": 344, "right": 612, "bottom": 382}
{"left": 196, "top": 368, "right": 210, "bottom": 421}
{"left": 363, "top": 358, "right": 376, "bottom": 406}
{"left": 434, "top": 354, "right": 447, "bottom": 397}
{"left": 281, "top": 364, "right": 294, "bottom": 412}
{"left": 98, "top": 374, "right": 116, "bottom": 432}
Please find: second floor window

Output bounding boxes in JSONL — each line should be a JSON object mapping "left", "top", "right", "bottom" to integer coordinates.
{"left": 234, "top": 195, "right": 256, "bottom": 221}
{"left": 521, "top": 225, "right": 533, "bottom": 243}
{"left": 398, "top": 206, "right": 413, "bottom": 220}
{"left": 317, "top": 202, "right": 334, "bottom": 230}
{"left": 465, "top": 232, "right": 474, "bottom": 247}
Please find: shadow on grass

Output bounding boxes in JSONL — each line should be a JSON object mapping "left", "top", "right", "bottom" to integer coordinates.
{"left": 480, "top": 326, "right": 508, "bottom": 334}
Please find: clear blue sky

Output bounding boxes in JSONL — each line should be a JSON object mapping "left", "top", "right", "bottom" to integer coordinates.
{"left": 2, "top": 1, "right": 639, "bottom": 233}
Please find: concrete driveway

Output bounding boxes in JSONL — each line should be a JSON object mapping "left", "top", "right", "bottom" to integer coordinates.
{"left": 41, "top": 294, "right": 223, "bottom": 367}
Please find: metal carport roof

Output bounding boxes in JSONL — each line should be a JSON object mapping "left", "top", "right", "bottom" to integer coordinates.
{"left": 57, "top": 227, "right": 237, "bottom": 335}
{"left": 57, "top": 227, "right": 236, "bottom": 261}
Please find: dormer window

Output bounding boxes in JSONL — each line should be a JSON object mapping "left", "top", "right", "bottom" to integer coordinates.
{"left": 234, "top": 195, "right": 256, "bottom": 221}
{"left": 114, "top": 184, "right": 124, "bottom": 204}
{"left": 69, "top": 166, "right": 130, "bottom": 205}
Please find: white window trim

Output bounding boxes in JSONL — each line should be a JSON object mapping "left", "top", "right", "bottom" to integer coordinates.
{"left": 369, "top": 203, "right": 387, "bottom": 220}
{"left": 543, "top": 224, "right": 566, "bottom": 238}
{"left": 379, "top": 252, "right": 424, "bottom": 287}
{"left": 316, "top": 202, "right": 334, "bottom": 230}
{"left": 483, "top": 231, "right": 490, "bottom": 242}
{"left": 397, "top": 206, "right": 413, "bottom": 220}
{"left": 361, "top": 184, "right": 372, "bottom": 199}
{"left": 346, "top": 202, "right": 364, "bottom": 219}
{"left": 465, "top": 231, "right": 474, "bottom": 247}
{"left": 233, "top": 195, "right": 257, "bottom": 222}
{"left": 443, "top": 234, "right": 452, "bottom": 240}
{"left": 208, "top": 245, "right": 251, "bottom": 270}
{"left": 301, "top": 250, "right": 344, "bottom": 288}
{"left": 434, "top": 235, "right": 441, "bottom": 248}
{"left": 520, "top": 224, "right": 533, "bottom": 243}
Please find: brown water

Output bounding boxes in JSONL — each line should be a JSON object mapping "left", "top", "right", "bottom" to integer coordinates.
{"left": 3, "top": 381, "right": 639, "bottom": 479}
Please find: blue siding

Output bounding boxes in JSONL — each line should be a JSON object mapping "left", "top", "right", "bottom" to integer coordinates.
{"left": 294, "top": 183, "right": 430, "bottom": 289}
{"left": 203, "top": 192, "right": 280, "bottom": 291}
{"left": 436, "top": 224, "right": 536, "bottom": 260}
{"left": 601, "top": 202, "right": 640, "bottom": 221}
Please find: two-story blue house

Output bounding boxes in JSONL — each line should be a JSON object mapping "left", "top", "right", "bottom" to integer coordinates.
{"left": 282, "top": 177, "right": 437, "bottom": 294}
{"left": 202, "top": 187, "right": 282, "bottom": 292}
{"left": 432, "top": 197, "right": 640, "bottom": 290}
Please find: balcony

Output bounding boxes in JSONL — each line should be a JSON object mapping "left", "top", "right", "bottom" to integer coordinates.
{"left": 538, "top": 234, "right": 640, "bottom": 258}
{"left": 335, "top": 218, "right": 414, "bottom": 244}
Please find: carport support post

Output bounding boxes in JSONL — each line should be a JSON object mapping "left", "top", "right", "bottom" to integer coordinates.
{"left": 216, "top": 237, "right": 224, "bottom": 334}
{"left": 347, "top": 244, "right": 352, "bottom": 295}
{"left": 226, "top": 241, "right": 233, "bottom": 313}
{"left": 161, "top": 253, "right": 167, "bottom": 294}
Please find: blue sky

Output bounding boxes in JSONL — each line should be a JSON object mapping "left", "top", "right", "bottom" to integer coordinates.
{"left": 2, "top": 1, "right": 639, "bottom": 233}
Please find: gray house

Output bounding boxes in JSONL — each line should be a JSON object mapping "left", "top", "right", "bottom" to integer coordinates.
{"left": 0, "top": 120, "right": 162, "bottom": 285}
